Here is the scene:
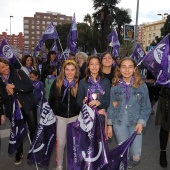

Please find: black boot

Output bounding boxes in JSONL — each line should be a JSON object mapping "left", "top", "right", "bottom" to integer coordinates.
{"left": 160, "top": 150, "right": 167, "bottom": 168}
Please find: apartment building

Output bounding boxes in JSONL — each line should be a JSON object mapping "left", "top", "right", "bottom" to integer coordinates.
{"left": 0, "top": 32, "right": 24, "bottom": 50}
{"left": 137, "top": 24, "right": 145, "bottom": 47}
{"left": 23, "top": 11, "right": 72, "bottom": 51}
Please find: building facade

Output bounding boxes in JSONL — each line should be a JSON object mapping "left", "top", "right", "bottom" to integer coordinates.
{"left": 0, "top": 32, "right": 24, "bottom": 50}
{"left": 23, "top": 11, "right": 72, "bottom": 51}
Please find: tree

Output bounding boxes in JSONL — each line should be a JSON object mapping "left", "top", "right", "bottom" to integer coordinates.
{"left": 84, "top": 14, "right": 93, "bottom": 27}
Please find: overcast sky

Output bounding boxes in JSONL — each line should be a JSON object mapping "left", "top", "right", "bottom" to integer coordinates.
{"left": 0, "top": 0, "right": 169, "bottom": 35}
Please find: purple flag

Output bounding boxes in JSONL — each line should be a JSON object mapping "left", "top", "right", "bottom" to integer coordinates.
{"left": 0, "top": 38, "right": 17, "bottom": 65}
{"left": 67, "top": 13, "right": 78, "bottom": 53}
{"left": 131, "top": 43, "right": 146, "bottom": 63}
{"left": 8, "top": 97, "right": 28, "bottom": 155}
{"left": 34, "top": 21, "right": 58, "bottom": 52}
{"left": 27, "top": 95, "right": 56, "bottom": 167}
{"left": 101, "top": 132, "right": 137, "bottom": 170}
{"left": 142, "top": 34, "right": 170, "bottom": 87}
{"left": 67, "top": 104, "right": 110, "bottom": 170}
{"left": 107, "top": 28, "right": 120, "bottom": 57}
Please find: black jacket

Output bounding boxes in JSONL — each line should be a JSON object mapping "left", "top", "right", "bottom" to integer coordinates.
{"left": 0, "top": 67, "right": 38, "bottom": 119}
{"left": 48, "top": 80, "right": 80, "bottom": 118}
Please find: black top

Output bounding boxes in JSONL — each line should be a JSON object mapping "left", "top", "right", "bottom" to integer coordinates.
{"left": 48, "top": 80, "right": 80, "bottom": 118}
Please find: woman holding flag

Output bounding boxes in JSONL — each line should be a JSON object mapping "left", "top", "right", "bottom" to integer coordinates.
{"left": 49, "top": 60, "right": 80, "bottom": 170}
{"left": 76, "top": 55, "right": 110, "bottom": 137}
{"left": 107, "top": 57, "right": 151, "bottom": 168}
{"left": 0, "top": 57, "right": 38, "bottom": 165}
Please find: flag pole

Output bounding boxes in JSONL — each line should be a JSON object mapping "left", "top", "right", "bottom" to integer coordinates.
{"left": 27, "top": 133, "right": 39, "bottom": 170}
{"left": 57, "top": 37, "right": 63, "bottom": 53}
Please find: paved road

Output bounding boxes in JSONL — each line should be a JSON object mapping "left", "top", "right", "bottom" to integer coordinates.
{"left": 0, "top": 103, "right": 170, "bottom": 170}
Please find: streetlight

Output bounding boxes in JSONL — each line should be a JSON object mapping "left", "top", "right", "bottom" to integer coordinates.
{"left": 135, "top": 0, "right": 140, "bottom": 46}
{"left": 157, "top": 13, "right": 168, "bottom": 27}
{"left": 10, "top": 16, "right": 14, "bottom": 44}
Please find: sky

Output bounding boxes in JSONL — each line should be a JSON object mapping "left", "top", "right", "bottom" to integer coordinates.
{"left": 0, "top": 0, "right": 170, "bottom": 35}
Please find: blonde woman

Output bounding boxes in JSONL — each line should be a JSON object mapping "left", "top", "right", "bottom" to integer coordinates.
{"left": 107, "top": 57, "right": 151, "bottom": 168}
{"left": 48, "top": 60, "right": 80, "bottom": 170}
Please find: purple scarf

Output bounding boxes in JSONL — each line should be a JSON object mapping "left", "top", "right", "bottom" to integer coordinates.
{"left": 0, "top": 74, "right": 10, "bottom": 84}
{"left": 46, "top": 75, "right": 56, "bottom": 84}
{"left": 88, "top": 76, "right": 104, "bottom": 95}
{"left": 50, "top": 61, "right": 56, "bottom": 66}
{"left": 32, "top": 80, "right": 41, "bottom": 89}
{"left": 62, "top": 78, "right": 75, "bottom": 101}
{"left": 25, "top": 66, "right": 32, "bottom": 73}
{"left": 118, "top": 76, "right": 134, "bottom": 106}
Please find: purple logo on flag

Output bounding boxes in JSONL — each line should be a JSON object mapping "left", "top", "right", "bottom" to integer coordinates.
{"left": 0, "top": 38, "right": 17, "bottom": 65}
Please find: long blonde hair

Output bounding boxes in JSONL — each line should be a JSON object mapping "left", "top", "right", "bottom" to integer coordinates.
{"left": 56, "top": 60, "right": 79, "bottom": 97}
{"left": 112, "top": 57, "right": 143, "bottom": 88}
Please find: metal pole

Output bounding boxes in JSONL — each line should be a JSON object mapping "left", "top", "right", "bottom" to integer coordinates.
{"left": 10, "top": 16, "right": 13, "bottom": 44}
{"left": 135, "top": 0, "right": 139, "bottom": 46}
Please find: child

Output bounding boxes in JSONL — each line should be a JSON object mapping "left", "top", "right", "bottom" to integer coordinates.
{"left": 45, "top": 65, "right": 57, "bottom": 101}
{"left": 107, "top": 57, "right": 151, "bottom": 168}
{"left": 30, "top": 70, "right": 44, "bottom": 123}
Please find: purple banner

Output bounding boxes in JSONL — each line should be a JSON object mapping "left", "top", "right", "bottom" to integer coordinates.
{"left": 142, "top": 34, "right": 170, "bottom": 87}
{"left": 27, "top": 95, "right": 56, "bottom": 167}
{"left": 8, "top": 97, "right": 28, "bottom": 155}
{"left": 107, "top": 28, "right": 120, "bottom": 57}
{"left": 67, "top": 13, "right": 78, "bottom": 53}
{"left": 131, "top": 43, "right": 146, "bottom": 63}
{"left": 67, "top": 104, "right": 110, "bottom": 170}
{"left": 0, "top": 38, "right": 17, "bottom": 65}
{"left": 102, "top": 132, "right": 137, "bottom": 170}
{"left": 34, "top": 21, "right": 58, "bottom": 52}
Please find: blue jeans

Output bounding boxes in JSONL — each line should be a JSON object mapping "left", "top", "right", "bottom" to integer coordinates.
{"left": 113, "top": 111, "right": 142, "bottom": 162}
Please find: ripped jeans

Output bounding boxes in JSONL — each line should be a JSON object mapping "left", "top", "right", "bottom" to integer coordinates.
{"left": 113, "top": 111, "right": 142, "bottom": 163}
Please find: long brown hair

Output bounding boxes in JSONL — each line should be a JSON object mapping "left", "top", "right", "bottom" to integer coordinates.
{"left": 84, "top": 55, "right": 103, "bottom": 82}
{"left": 112, "top": 57, "right": 143, "bottom": 88}
{"left": 56, "top": 60, "right": 79, "bottom": 97}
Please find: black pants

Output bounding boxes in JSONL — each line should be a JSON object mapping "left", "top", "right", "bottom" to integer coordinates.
{"left": 17, "top": 107, "right": 37, "bottom": 154}
{"left": 160, "top": 126, "right": 169, "bottom": 150}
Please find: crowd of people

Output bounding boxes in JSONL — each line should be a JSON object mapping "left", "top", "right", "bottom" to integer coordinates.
{"left": 0, "top": 50, "right": 169, "bottom": 169}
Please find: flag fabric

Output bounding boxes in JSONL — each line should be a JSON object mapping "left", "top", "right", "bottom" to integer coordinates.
{"left": 67, "top": 104, "right": 110, "bottom": 170}
{"left": 27, "top": 95, "right": 56, "bottom": 167}
{"left": 34, "top": 21, "right": 58, "bottom": 52}
{"left": 67, "top": 13, "right": 78, "bottom": 53}
{"left": 101, "top": 132, "right": 137, "bottom": 170}
{"left": 0, "top": 38, "right": 17, "bottom": 65}
{"left": 142, "top": 34, "right": 170, "bottom": 87}
{"left": 8, "top": 97, "right": 28, "bottom": 155}
{"left": 50, "top": 40, "right": 59, "bottom": 64}
{"left": 131, "top": 43, "right": 146, "bottom": 64}
{"left": 107, "top": 28, "right": 120, "bottom": 57}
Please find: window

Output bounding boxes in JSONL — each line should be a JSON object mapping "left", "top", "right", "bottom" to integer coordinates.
{"left": 149, "top": 27, "right": 151, "bottom": 31}
{"left": 42, "top": 21, "right": 45, "bottom": 24}
{"left": 31, "top": 37, "right": 35, "bottom": 39}
{"left": 47, "top": 21, "right": 51, "bottom": 24}
{"left": 24, "top": 35, "right": 29, "bottom": 39}
{"left": 36, "top": 15, "right": 40, "bottom": 18}
{"left": 148, "top": 40, "right": 150, "bottom": 44}
{"left": 31, "top": 32, "right": 34, "bottom": 34}
{"left": 32, "top": 41, "right": 34, "bottom": 44}
{"left": 24, "top": 20, "right": 29, "bottom": 23}
{"left": 36, "top": 20, "right": 40, "bottom": 24}
{"left": 42, "top": 26, "right": 46, "bottom": 30}
{"left": 37, "top": 26, "right": 40, "bottom": 29}
{"left": 31, "top": 26, "right": 35, "bottom": 29}
{"left": 59, "top": 22, "right": 62, "bottom": 25}
{"left": 24, "top": 30, "right": 29, "bottom": 34}
{"left": 154, "top": 26, "right": 156, "bottom": 30}
{"left": 24, "top": 41, "right": 29, "bottom": 44}
{"left": 37, "top": 36, "right": 40, "bottom": 39}
{"left": 153, "top": 33, "right": 155, "bottom": 37}
{"left": 67, "top": 18, "right": 71, "bottom": 20}
{"left": 44, "top": 16, "right": 47, "bottom": 18}
{"left": 53, "top": 22, "right": 57, "bottom": 25}
{"left": 37, "top": 31, "right": 40, "bottom": 34}
{"left": 31, "top": 20, "right": 34, "bottom": 24}
{"left": 60, "top": 17, "right": 64, "bottom": 20}
{"left": 24, "top": 25, "right": 29, "bottom": 29}
{"left": 149, "top": 34, "right": 151, "bottom": 38}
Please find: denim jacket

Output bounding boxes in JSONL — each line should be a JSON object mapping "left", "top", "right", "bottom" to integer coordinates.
{"left": 107, "top": 83, "right": 151, "bottom": 127}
